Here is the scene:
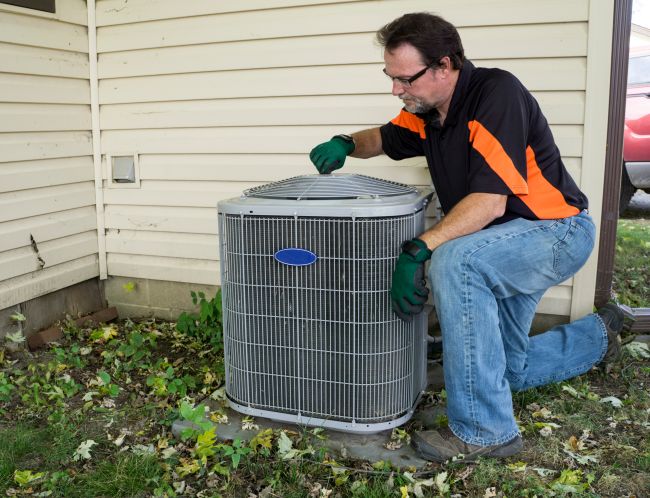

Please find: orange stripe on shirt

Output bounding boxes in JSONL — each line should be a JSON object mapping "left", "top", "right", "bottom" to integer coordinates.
{"left": 467, "top": 120, "right": 528, "bottom": 195}
{"left": 518, "top": 146, "right": 580, "bottom": 219}
{"left": 391, "top": 110, "right": 427, "bottom": 139}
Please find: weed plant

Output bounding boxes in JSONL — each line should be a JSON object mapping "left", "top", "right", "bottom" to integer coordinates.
{"left": 176, "top": 290, "right": 224, "bottom": 350}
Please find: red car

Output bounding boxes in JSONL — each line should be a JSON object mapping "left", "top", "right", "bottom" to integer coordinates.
{"left": 621, "top": 46, "right": 650, "bottom": 213}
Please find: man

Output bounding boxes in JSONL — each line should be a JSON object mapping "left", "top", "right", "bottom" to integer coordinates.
{"left": 309, "top": 12, "right": 625, "bottom": 462}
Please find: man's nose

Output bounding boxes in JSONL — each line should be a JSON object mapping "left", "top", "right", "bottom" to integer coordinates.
{"left": 392, "top": 80, "right": 405, "bottom": 96}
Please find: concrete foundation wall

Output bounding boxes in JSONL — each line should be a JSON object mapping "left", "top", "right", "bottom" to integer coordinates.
{"left": 103, "top": 276, "right": 218, "bottom": 321}
{"left": 0, "top": 278, "right": 105, "bottom": 339}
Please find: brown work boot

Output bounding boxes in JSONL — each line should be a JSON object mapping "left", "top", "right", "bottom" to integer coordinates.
{"left": 596, "top": 303, "right": 625, "bottom": 369}
{"left": 411, "top": 426, "right": 523, "bottom": 463}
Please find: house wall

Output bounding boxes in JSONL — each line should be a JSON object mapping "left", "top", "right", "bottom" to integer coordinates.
{"left": 0, "top": 0, "right": 99, "bottom": 312}
{"left": 0, "top": 0, "right": 614, "bottom": 323}
{"left": 96, "top": 0, "right": 609, "bottom": 319}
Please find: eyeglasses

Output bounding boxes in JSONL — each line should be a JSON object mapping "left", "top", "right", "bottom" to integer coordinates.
{"left": 383, "top": 62, "right": 437, "bottom": 87}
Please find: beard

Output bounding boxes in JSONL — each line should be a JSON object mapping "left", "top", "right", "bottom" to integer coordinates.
{"left": 400, "top": 96, "right": 434, "bottom": 114}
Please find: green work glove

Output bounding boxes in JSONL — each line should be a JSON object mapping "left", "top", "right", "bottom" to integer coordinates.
{"left": 309, "top": 135, "right": 355, "bottom": 174}
{"left": 391, "top": 238, "right": 432, "bottom": 321}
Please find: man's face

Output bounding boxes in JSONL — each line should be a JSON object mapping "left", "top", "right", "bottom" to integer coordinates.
{"left": 383, "top": 44, "right": 453, "bottom": 115}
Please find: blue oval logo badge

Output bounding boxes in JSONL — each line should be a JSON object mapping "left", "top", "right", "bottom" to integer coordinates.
{"left": 274, "top": 248, "right": 318, "bottom": 266}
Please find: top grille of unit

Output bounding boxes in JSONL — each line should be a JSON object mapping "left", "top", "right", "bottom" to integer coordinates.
{"left": 243, "top": 174, "right": 417, "bottom": 201}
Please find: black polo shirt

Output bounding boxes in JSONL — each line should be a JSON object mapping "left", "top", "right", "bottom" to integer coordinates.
{"left": 380, "top": 60, "right": 588, "bottom": 224}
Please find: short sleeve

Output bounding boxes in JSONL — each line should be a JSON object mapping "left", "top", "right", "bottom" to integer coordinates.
{"left": 380, "top": 110, "right": 426, "bottom": 160}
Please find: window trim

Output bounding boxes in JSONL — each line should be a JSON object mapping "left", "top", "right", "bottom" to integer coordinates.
{"left": 0, "top": 0, "right": 54, "bottom": 14}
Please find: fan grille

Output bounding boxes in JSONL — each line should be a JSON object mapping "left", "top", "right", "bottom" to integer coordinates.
{"left": 219, "top": 213, "right": 427, "bottom": 425}
{"left": 244, "top": 174, "right": 416, "bottom": 200}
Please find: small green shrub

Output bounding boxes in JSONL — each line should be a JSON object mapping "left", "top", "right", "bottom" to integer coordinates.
{"left": 0, "top": 373, "right": 14, "bottom": 403}
{"left": 176, "top": 290, "right": 223, "bottom": 349}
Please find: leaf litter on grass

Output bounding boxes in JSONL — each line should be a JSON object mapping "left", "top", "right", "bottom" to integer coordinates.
{"left": 0, "top": 309, "right": 647, "bottom": 497}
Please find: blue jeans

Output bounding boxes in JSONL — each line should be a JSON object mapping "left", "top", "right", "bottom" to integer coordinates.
{"left": 428, "top": 211, "right": 608, "bottom": 446}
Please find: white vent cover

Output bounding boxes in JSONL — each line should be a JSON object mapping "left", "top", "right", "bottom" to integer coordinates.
{"left": 218, "top": 174, "right": 433, "bottom": 433}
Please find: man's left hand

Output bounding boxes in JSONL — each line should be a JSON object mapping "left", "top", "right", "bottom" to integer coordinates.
{"left": 391, "top": 238, "right": 432, "bottom": 321}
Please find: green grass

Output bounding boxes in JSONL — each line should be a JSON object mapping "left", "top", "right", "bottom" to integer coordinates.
{"left": 0, "top": 418, "right": 162, "bottom": 497}
{"left": 613, "top": 218, "right": 650, "bottom": 307}
{"left": 63, "top": 454, "right": 163, "bottom": 498}
{"left": 0, "top": 423, "right": 77, "bottom": 488}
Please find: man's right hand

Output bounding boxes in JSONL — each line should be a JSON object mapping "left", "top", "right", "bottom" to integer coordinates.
{"left": 309, "top": 135, "right": 355, "bottom": 174}
{"left": 391, "top": 238, "right": 432, "bottom": 321}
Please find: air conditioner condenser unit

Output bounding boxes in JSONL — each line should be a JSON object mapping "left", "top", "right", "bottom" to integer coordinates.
{"left": 217, "top": 173, "right": 433, "bottom": 433}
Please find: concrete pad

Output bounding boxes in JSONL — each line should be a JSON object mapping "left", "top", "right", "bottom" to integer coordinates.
{"left": 172, "top": 400, "right": 442, "bottom": 469}
{"left": 171, "top": 357, "right": 446, "bottom": 469}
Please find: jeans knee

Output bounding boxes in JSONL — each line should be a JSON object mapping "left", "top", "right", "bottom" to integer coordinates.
{"left": 428, "top": 239, "right": 483, "bottom": 290}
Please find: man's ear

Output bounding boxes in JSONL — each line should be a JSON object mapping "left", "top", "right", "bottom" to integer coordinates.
{"left": 438, "top": 56, "right": 452, "bottom": 73}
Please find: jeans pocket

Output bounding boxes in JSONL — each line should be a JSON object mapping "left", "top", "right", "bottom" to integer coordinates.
{"left": 552, "top": 215, "right": 595, "bottom": 281}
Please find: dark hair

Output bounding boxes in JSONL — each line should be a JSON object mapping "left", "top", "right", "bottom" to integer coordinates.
{"left": 376, "top": 12, "right": 465, "bottom": 70}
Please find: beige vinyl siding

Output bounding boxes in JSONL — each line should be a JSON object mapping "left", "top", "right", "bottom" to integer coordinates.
{"left": 96, "top": 0, "right": 603, "bottom": 318}
{"left": 95, "top": 0, "right": 587, "bottom": 49}
{"left": 0, "top": 1, "right": 97, "bottom": 310}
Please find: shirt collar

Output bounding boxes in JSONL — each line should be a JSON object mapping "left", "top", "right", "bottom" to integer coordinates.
{"left": 417, "top": 59, "right": 475, "bottom": 129}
